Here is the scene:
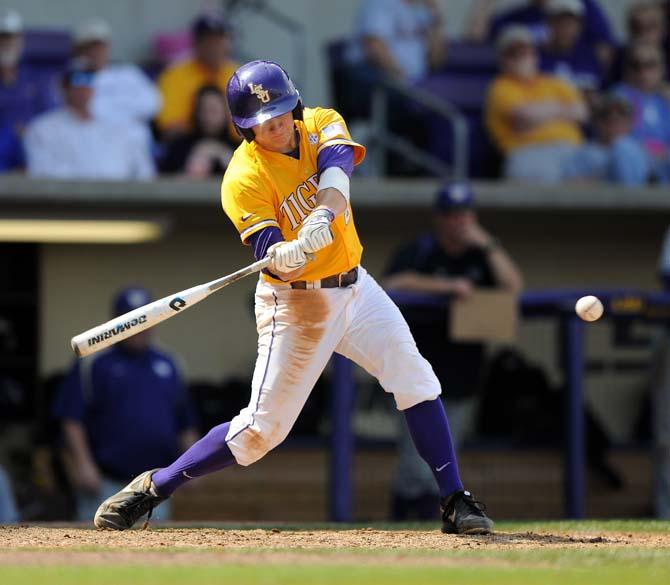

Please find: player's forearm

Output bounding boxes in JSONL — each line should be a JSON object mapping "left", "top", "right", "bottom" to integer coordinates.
{"left": 62, "top": 420, "right": 98, "bottom": 470}
{"left": 314, "top": 187, "right": 348, "bottom": 216}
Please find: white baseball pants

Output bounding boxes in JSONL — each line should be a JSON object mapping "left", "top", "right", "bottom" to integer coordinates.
{"left": 226, "top": 267, "right": 441, "bottom": 466}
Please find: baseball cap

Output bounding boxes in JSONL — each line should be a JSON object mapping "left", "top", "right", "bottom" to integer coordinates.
{"left": 547, "top": 0, "right": 585, "bottom": 17}
{"left": 74, "top": 18, "right": 112, "bottom": 45}
{"left": 0, "top": 10, "right": 22, "bottom": 34}
{"left": 434, "top": 183, "right": 475, "bottom": 212}
{"left": 112, "top": 286, "right": 152, "bottom": 317}
{"left": 192, "top": 12, "right": 231, "bottom": 38}
{"left": 62, "top": 58, "right": 96, "bottom": 87}
{"left": 497, "top": 25, "right": 534, "bottom": 54}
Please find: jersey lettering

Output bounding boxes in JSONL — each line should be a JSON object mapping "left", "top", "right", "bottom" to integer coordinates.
{"left": 278, "top": 173, "right": 319, "bottom": 230}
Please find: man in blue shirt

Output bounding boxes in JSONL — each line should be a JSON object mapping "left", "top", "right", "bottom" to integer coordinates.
{"left": 53, "top": 287, "right": 198, "bottom": 522}
{"left": 0, "top": 10, "right": 59, "bottom": 133}
{"left": 538, "top": 0, "right": 604, "bottom": 92}
{"left": 614, "top": 43, "right": 670, "bottom": 183}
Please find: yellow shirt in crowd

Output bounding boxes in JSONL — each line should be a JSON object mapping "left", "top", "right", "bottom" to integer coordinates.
{"left": 221, "top": 107, "right": 366, "bottom": 284}
{"left": 486, "top": 74, "right": 583, "bottom": 153}
{"left": 156, "top": 58, "right": 239, "bottom": 132}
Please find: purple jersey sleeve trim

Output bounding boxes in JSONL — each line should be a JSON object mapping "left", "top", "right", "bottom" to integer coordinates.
{"left": 247, "top": 226, "right": 283, "bottom": 261}
{"left": 317, "top": 144, "right": 354, "bottom": 178}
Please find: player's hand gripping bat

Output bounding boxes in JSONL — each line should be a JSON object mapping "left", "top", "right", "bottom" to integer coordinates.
{"left": 70, "top": 256, "right": 271, "bottom": 358}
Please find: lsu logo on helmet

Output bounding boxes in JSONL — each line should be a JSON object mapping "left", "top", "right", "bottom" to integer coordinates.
{"left": 248, "top": 83, "right": 270, "bottom": 103}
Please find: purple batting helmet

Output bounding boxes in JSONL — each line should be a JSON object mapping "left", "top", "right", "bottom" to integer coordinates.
{"left": 226, "top": 60, "right": 303, "bottom": 141}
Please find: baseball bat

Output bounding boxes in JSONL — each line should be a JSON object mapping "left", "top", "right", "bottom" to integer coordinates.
{"left": 70, "top": 256, "right": 271, "bottom": 358}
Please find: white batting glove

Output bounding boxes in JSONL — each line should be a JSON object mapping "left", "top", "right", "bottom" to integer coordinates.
{"left": 267, "top": 240, "right": 308, "bottom": 276}
{"left": 298, "top": 208, "right": 335, "bottom": 254}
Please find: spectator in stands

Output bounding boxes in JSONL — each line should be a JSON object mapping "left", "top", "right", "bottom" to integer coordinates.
{"left": 628, "top": 1, "right": 667, "bottom": 49}
{"left": 348, "top": 0, "right": 446, "bottom": 83}
{"left": 467, "top": 0, "right": 615, "bottom": 69}
{"left": 565, "top": 95, "right": 650, "bottom": 185}
{"left": 156, "top": 13, "right": 237, "bottom": 138}
{"left": 73, "top": 18, "right": 161, "bottom": 156}
{"left": 0, "top": 121, "right": 23, "bottom": 172}
{"left": 614, "top": 44, "right": 670, "bottom": 183}
{"left": 539, "top": 0, "right": 604, "bottom": 93}
{"left": 614, "top": 1, "right": 670, "bottom": 84}
{"left": 53, "top": 287, "right": 198, "bottom": 522}
{"left": 24, "top": 59, "right": 155, "bottom": 180}
{"left": 0, "top": 10, "right": 58, "bottom": 133}
{"left": 160, "top": 85, "right": 235, "bottom": 177}
{"left": 384, "top": 183, "right": 523, "bottom": 519}
{"left": 485, "top": 26, "right": 588, "bottom": 183}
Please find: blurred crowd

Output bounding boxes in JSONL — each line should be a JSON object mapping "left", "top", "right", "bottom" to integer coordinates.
{"left": 0, "top": 9, "right": 238, "bottom": 181}
{"left": 0, "top": 1, "right": 669, "bottom": 185}
{"left": 338, "top": 0, "right": 670, "bottom": 184}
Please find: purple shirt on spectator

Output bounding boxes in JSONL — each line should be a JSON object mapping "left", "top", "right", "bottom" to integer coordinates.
{"left": 489, "top": 0, "right": 615, "bottom": 46}
{"left": 0, "top": 122, "right": 24, "bottom": 171}
{"left": 539, "top": 42, "right": 603, "bottom": 90}
{"left": 0, "top": 65, "right": 59, "bottom": 131}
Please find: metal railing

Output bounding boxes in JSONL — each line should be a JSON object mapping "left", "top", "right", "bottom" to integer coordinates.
{"left": 369, "top": 78, "right": 469, "bottom": 179}
{"left": 223, "top": 0, "right": 307, "bottom": 88}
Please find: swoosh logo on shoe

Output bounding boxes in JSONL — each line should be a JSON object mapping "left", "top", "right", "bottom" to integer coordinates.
{"left": 182, "top": 471, "right": 195, "bottom": 479}
{"left": 435, "top": 462, "right": 451, "bottom": 472}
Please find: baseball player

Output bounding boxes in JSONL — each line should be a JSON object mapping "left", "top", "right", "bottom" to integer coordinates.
{"left": 94, "top": 60, "right": 493, "bottom": 534}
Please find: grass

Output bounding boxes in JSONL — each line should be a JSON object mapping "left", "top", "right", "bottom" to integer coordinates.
{"left": 1, "top": 520, "right": 669, "bottom": 585}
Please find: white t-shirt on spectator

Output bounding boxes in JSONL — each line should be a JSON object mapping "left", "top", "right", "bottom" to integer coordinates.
{"left": 24, "top": 107, "right": 156, "bottom": 180}
{"left": 91, "top": 63, "right": 161, "bottom": 154}
{"left": 350, "top": 0, "right": 434, "bottom": 81}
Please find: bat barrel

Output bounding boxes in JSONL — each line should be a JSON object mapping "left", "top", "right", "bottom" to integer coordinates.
{"left": 70, "top": 257, "right": 270, "bottom": 358}
{"left": 70, "top": 283, "right": 212, "bottom": 358}
{"left": 70, "top": 305, "right": 165, "bottom": 358}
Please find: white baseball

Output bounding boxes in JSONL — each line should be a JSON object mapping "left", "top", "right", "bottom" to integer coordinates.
{"left": 575, "top": 295, "right": 604, "bottom": 322}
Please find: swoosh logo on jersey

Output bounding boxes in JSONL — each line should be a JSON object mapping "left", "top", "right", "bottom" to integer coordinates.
{"left": 182, "top": 471, "right": 195, "bottom": 479}
{"left": 241, "top": 213, "right": 253, "bottom": 222}
{"left": 435, "top": 462, "right": 451, "bottom": 472}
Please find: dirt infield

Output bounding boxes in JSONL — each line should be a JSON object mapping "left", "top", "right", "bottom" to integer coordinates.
{"left": 1, "top": 525, "right": 669, "bottom": 567}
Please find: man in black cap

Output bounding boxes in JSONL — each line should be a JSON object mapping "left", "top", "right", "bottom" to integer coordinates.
{"left": 156, "top": 12, "right": 238, "bottom": 138}
{"left": 384, "top": 183, "right": 523, "bottom": 519}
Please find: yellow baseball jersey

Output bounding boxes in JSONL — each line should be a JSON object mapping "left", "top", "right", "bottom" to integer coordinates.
{"left": 221, "top": 107, "right": 366, "bottom": 284}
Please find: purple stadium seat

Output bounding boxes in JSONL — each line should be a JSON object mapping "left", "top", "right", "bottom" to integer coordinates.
{"left": 417, "top": 73, "right": 493, "bottom": 114}
{"left": 442, "top": 42, "right": 498, "bottom": 75}
{"left": 415, "top": 73, "right": 500, "bottom": 178}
